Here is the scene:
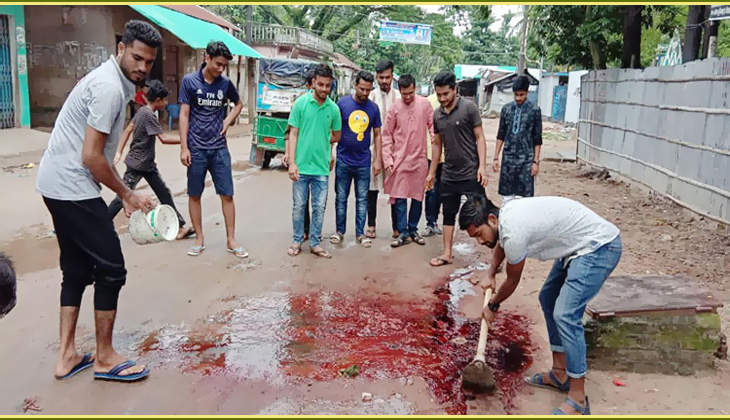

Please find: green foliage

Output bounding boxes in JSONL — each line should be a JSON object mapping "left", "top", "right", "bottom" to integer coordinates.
{"left": 462, "top": 12, "right": 519, "bottom": 66}
{"left": 343, "top": 6, "right": 463, "bottom": 84}
{"left": 529, "top": 5, "right": 623, "bottom": 69}
{"left": 719, "top": 20, "right": 730, "bottom": 58}
{"left": 528, "top": 5, "right": 682, "bottom": 69}
{"left": 640, "top": 7, "right": 684, "bottom": 67}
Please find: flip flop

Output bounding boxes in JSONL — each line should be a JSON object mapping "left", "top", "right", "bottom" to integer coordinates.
{"left": 429, "top": 256, "right": 452, "bottom": 267}
{"left": 177, "top": 226, "right": 196, "bottom": 240}
{"left": 365, "top": 227, "right": 376, "bottom": 239}
{"left": 94, "top": 360, "right": 150, "bottom": 382}
{"left": 187, "top": 245, "right": 205, "bottom": 256}
{"left": 54, "top": 353, "right": 94, "bottom": 380}
{"left": 287, "top": 244, "right": 302, "bottom": 256}
{"left": 310, "top": 247, "right": 332, "bottom": 259}
{"left": 525, "top": 371, "right": 570, "bottom": 393}
{"left": 329, "top": 233, "right": 343, "bottom": 245}
{"left": 227, "top": 247, "right": 249, "bottom": 259}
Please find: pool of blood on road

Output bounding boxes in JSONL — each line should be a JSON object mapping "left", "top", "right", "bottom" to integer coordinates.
{"left": 136, "top": 281, "right": 535, "bottom": 414}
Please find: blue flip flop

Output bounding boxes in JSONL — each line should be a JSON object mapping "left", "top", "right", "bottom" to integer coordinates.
{"left": 55, "top": 353, "right": 94, "bottom": 380}
{"left": 94, "top": 360, "right": 150, "bottom": 382}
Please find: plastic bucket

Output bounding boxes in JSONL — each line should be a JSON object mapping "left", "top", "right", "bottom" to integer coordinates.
{"left": 128, "top": 205, "right": 178, "bottom": 245}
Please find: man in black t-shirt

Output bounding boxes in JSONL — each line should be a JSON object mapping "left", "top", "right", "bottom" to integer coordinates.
{"left": 110, "top": 80, "right": 194, "bottom": 240}
{"left": 426, "top": 71, "right": 492, "bottom": 267}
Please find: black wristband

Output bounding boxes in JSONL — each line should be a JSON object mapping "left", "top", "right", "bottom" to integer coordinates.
{"left": 533, "top": 160, "right": 539, "bottom": 164}
{"left": 488, "top": 301, "right": 500, "bottom": 312}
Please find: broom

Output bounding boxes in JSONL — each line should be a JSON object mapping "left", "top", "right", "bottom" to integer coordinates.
{"left": 461, "top": 287, "right": 496, "bottom": 393}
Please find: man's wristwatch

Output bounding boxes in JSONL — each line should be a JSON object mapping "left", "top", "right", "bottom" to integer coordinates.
{"left": 488, "top": 301, "right": 500, "bottom": 312}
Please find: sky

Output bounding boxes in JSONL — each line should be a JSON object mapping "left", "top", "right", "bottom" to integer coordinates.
{"left": 419, "top": 4, "right": 522, "bottom": 35}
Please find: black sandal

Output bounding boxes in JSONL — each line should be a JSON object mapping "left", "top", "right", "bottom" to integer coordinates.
{"left": 410, "top": 233, "right": 426, "bottom": 246}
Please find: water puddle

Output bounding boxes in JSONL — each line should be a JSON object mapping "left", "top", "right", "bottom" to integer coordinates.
{"left": 452, "top": 242, "right": 476, "bottom": 256}
{"left": 132, "top": 276, "right": 534, "bottom": 414}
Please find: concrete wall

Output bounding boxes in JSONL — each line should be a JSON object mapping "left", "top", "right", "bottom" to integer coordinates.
{"left": 565, "top": 70, "right": 588, "bottom": 124}
{"left": 538, "top": 75, "right": 559, "bottom": 119}
{"left": 25, "top": 5, "right": 197, "bottom": 126}
{"left": 25, "top": 6, "right": 113, "bottom": 126}
{"left": 578, "top": 58, "right": 730, "bottom": 223}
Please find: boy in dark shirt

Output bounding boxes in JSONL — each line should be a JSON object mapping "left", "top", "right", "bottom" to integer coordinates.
{"left": 110, "top": 80, "right": 193, "bottom": 240}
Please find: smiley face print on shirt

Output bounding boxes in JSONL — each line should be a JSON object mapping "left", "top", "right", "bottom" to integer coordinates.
{"left": 348, "top": 110, "right": 370, "bottom": 141}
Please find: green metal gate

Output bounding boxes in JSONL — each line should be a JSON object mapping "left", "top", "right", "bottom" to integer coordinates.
{"left": 0, "top": 15, "right": 15, "bottom": 129}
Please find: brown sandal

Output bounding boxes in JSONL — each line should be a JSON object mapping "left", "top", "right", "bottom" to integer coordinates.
{"left": 365, "top": 227, "right": 376, "bottom": 239}
{"left": 287, "top": 244, "right": 302, "bottom": 256}
{"left": 310, "top": 247, "right": 332, "bottom": 259}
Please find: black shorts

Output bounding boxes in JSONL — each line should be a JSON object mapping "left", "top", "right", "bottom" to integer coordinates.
{"left": 44, "top": 197, "right": 126, "bottom": 310}
{"left": 440, "top": 178, "right": 487, "bottom": 226}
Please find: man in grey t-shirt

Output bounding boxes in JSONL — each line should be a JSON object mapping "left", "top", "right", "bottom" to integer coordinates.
{"left": 35, "top": 20, "right": 160, "bottom": 383}
{"left": 459, "top": 195, "right": 622, "bottom": 415}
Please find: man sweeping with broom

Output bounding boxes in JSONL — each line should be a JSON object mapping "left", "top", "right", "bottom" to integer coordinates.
{"left": 458, "top": 195, "right": 622, "bottom": 415}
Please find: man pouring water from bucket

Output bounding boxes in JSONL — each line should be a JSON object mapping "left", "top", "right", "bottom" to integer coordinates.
{"left": 36, "top": 20, "right": 160, "bottom": 382}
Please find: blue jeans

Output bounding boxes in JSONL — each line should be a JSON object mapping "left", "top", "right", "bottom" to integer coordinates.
{"left": 538, "top": 236, "right": 623, "bottom": 379}
{"left": 187, "top": 147, "right": 234, "bottom": 197}
{"left": 393, "top": 198, "right": 422, "bottom": 237}
{"left": 293, "top": 175, "right": 328, "bottom": 248}
{"left": 335, "top": 160, "right": 370, "bottom": 237}
{"left": 425, "top": 160, "right": 442, "bottom": 228}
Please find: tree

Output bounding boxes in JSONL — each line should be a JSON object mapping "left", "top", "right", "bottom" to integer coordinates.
{"left": 344, "top": 6, "right": 463, "bottom": 83}
{"left": 206, "top": 5, "right": 391, "bottom": 42}
{"left": 461, "top": 11, "right": 520, "bottom": 66}
{"left": 683, "top": 5, "right": 705, "bottom": 63}
{"left": 718, "top": 20, "right": 730, "bottom": 57}
{"left": 529, "top": 5, "right": 623, "bottom": 69}
{"left": 622, "top": 6, "right": 643, "bottom": 68}
{"left": 529, "top": 5, "right": 681, "bottom": 69}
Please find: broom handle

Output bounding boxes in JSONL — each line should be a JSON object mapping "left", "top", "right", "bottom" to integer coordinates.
{"left": 475, "top": 288, "right": 493, "bottom": 363}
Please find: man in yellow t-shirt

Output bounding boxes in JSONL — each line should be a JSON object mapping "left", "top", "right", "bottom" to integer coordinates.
{"left": 424, "top": 92, "right": 445, "bottom": 237}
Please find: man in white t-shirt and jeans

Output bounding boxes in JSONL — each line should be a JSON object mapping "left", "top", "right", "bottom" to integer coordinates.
{"left": 459, "top": 195, "right": 622, "bottom": 416}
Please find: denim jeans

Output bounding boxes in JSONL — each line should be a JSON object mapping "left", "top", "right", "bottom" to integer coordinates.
{"left": 335, "top": 160, "right": 370, "bottom": 237}
{"left": 293, "top": 175, "right": 328, "bottom": 248}
{"left": 425, "top": 160, "right": 442, "bottom": 228}
{"left": 393, "top": 198, "right": 422, "bottom": 237}
{"left": 538, "top": 235, "right": 623, "bottom": 379}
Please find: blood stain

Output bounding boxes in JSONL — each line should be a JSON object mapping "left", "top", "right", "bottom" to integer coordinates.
{"left": 137, "top": 284, "right": 534, "bottom": 414}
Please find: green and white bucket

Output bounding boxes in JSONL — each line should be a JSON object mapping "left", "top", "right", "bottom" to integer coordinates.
{"left": 129, "top": 205, "right": 178, "bottom": 245}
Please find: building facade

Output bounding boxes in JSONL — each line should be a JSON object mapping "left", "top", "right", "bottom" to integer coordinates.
{"left": 0, "top": 5, "right": 30, "bottom": 129}
{"left": 24, "top": 5, "right": 258, "bottom": 127}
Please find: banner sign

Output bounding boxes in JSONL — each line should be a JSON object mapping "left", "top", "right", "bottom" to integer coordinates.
{"left": 379, "top": 21, "right": 432, "bottom": 45}
{"left": 710, "top": 5, "right": 730, "bottom": 21}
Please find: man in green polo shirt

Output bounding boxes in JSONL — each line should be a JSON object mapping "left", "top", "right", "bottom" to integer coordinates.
{"left": 286, "top": 64, "right": 342, "bottom": 259}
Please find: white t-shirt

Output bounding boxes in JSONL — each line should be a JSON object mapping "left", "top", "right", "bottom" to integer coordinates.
{"left": 36, "top": 56, "right": 135, "bottom": 200}
{"left": 498, "top": 196, "right": 620, "bottom": 265}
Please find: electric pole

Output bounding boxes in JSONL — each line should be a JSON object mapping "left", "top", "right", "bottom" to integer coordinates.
{"left": 517, "top": 5, "right": 529, "bottom": 73}
{"left": 246, "top": 5, "right": 256, "bottom": 124}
